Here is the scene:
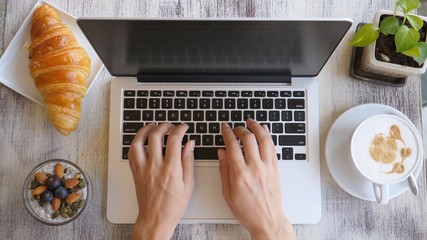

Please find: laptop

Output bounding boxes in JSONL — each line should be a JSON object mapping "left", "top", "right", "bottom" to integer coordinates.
{"left": 77, "top": 18, "right": 352, "bottom": 224}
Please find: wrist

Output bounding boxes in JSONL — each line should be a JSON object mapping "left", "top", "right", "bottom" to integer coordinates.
{"left": 132, "top": 216, "right": 177, "bottom": 240}
{"left": 251, "top": 216, "right": 296, "bottom": 240}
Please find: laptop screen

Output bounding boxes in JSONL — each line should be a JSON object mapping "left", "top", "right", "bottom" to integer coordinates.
{"left": 78, "top": 19, "right": 352, "bottom": 78}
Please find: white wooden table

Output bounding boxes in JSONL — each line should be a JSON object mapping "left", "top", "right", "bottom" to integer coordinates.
{"left": 1, "top": 0, "right": 426, "bottom": 239}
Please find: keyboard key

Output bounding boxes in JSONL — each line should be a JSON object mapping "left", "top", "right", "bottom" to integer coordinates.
{"left": 282, "top": 111, "right": 293, "bottom": 121}
{"left": 267, "top": 91, "right": 279, "bottom": 97}
{"left": 231, "top": 111, "right": 242, "bottom": 121}
{"left": 269, "top": 111, "right": 280, "bottom": 121}
{"left": 150, "top": 90, "right": 161, "bottom": 96}
{"left": 262, "top": 99, "right": 274, "bottom": 109}
{"left": 200, "top": 99, "right": 211, "bottom": 109}
{"left": 295, "top": 154, "right": 306, "bottom": 160}
{"left": 275, "top": 99, "right": 286, "bottom": 109}
{"left": 190, "top": 91, "right": 201, "bottom": 97}
{"left": 123, "top": 122, "right": 144, "bottom": 133}
{"left": 237, "top": 99, "right": 248, "bottom": 109}
{"left": 242, "top": 91, "right": 252, "bottom": 97}
{"left": 225, "top": 99, "right": 236, "bottom": 109}
{"left": 177, "top": 91, "right": 188, "bottom": 96}
{"left": 228, "top": 91, "right": 239, "bottom": 97}
{"left": 196, "top": 123, "right": 208, "bottom": 133}
{"left": 193, "top": 111, "right": 204, "bottom": 121}
{"left": 282, "top": 147, "right": 293, "bottom": 160}
{"left": 142, "top": 110, "right": 154, "bottom": 121}
{"left": 162, "top": 98, "right": 173, "bottom": 109}
{"left": 124, "top": 90, "right": 136, "bottom": 96}
{"left": 155, "top": 111, "right": 167, "bottom": 121}
{"left": 218, "top": 111, "right": 229, "bottom": 121}
{"left": 168, "top": 111, "right": 179, "bottom": 121}
{"left": 163, "top": 90, "right": 174, "bottom": 97}
{"left": 193, "top": 147, "right": 219, "bottom": 159}
{"left": 187, "top": 98, "right": 198, "bottom": 109}
{"left": 243, "top": 111, "right": 255, "bottom": 120}
{"left": 280, "top": 91, "right": 292, "bottom": 97}
{"left": 254, "top": 91, "right": 265, "bottom": 97}
{"left": 181, "top": 111, "right": 191, "bottom": 121}
{"left": 137, "top": 98, "right": 147, "bottom": 108}
{"left": 174, "top": 98, "right": 186, "bottom": 108}
{"left": 206, "top": 111, "right": 217, "bottom": 121}
{"left": 294, "top": 111, "right": 305, "bottom": 121}
{"left": 250, "top": 99, "right": 261, "bottom": 109}
{"left": 288, "top": 99, "right": 305, "bottom": 109}
{"left": 256, "top": 111, "right": 268, "bottom": 121}
{"left": 190, "top": 135, "right": 201, "bottom": 145}
{"left": 203, "top": 135, "right": 214, "bottom": 146}
{"left": 285, "top": 123, "right": 305, "bottom": 133}
{"left": 187, "top": 123, "right": 195, "bottom": 133}
{"left": 215, "top": 91, "right": 227, "bottom": 97}
{"left": 137, "top": 90, "right": 149, "bottom": 96}
{"left": 272, "top": 135, "right": 277, "bottom": 145}
{"left": 149, "top": 98, "right": 161, "bottom": 108}
{"left": 122, "top": 147, "right": 130, "bottom": 159}
{"left": 215, "top": 135, "right": 224, "bottom": 146}
{"left": 271, "top": 123, "right": 284, "bottom": 133}
{"left": 123, "top": 134, "right": 135, "bottom": 145}
{"left": 279, "top": 136, "right": 306, "bottom": 146}
{"left": 202, "top": 91, "right": 214, "bottom": 97}
{"left": 124, "top": 98, "right": 135, "bottom": 109}
{"left": 293, "top": 91, "right": 305, "bottom": 97}
{"left": 209, "top": 123, "right": 220, "bottom": 133}
{"left": 212, "top": 99, "right": 223, "bottom": 109}
{"left": 124, "top": 110, "right": 141, "bottom": 121}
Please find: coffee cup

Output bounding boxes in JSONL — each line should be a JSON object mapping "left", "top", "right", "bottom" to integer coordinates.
{"left": 350, "top": 114, "right": 422, "bottom": 204}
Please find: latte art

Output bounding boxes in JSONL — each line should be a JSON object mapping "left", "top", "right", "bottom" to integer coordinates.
{"left": 369, "top": 125, "right": 412, "bottom": 175}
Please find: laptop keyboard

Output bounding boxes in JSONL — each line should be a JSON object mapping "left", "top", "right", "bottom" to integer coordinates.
{"left": 121, "top": 89, "right": 307, "bottom": 161}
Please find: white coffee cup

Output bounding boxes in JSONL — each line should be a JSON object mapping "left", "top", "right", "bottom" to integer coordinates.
{"left": 350, "top": 114, "right": 422, "bottom": 204}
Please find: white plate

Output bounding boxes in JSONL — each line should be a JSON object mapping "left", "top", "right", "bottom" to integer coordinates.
{"left": 325, "top": 103, "right": 423, "bottom": 201}
{"left": 0, "top": 0, "right": 103, "bottom": 106}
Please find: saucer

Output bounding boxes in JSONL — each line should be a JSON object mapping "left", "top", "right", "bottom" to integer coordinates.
{"left": 325, "top": 103, "right": 423, "bottom": 201}
{"left": 0, "top": 0, "right": 104, "bottom": 106}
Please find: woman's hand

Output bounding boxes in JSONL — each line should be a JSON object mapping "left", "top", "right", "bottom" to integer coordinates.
{"left": 218, "top": 119, "right": 296, "bottom": 240}
{"left": 128, "top": 123, "right": 195, "bottom": 240}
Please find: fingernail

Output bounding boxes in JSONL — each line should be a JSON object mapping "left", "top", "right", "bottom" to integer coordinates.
{"left": 189, "top": 140, "right": 195, "bottom": 151}
{"left": 221, "top": 122, "right": 230, "bottom": 128}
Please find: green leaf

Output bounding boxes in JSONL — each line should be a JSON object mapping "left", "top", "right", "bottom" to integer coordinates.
{"left": 379, "top": 16, "right": 400, "bottom": 35}
{"left": 349, "top": 24, "right": 379, "bottom": 47}
{"left": 402, "top": 45, "right": 421, "bottom": 57}
{"left": 407, "top": 14, "right": 424, "bottom": 31}
{"left": 413, "top": 42, "right": 427, "bottom": 65}
{"left": 395, "top": 25, "right": 420, "bottom": 52}
{"left": 397, "top": 0, "right": 421, "bottom": 14}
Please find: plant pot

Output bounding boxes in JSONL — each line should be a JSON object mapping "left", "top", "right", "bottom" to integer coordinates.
{"left": 360, "top": 10, "right": 427, "bottom": 78}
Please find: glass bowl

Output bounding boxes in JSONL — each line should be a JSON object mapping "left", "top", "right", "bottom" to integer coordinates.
{"left": 22, "top": 159, "right": 91, "bottom": 225}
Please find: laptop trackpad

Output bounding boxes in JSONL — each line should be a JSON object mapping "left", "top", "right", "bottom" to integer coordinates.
{"left": 182, "top": 165, "right": 235, "bottom": 222}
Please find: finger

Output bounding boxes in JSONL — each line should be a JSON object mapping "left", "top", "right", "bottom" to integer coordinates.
{"left": 262, "top": 124, "right": 280, "bottom": 168}
{"left": 164, "top": 124, "right": 189, "bottom": 169}
{"left": 148, "top": 123, "right": 175, "bottom": 163}
{"left": 182, "top": 140, "right": 195, "bottom": 191}
{"left": 221, "top": 123, "right": 245, "bottom": 171}
{"left": 128, "top": 123, "right": 156, "bottom": 169}
{"left": 247, "top": 118, "right": 275, "bottom": 165}
{"left": 233, "top": 125, "right": 260, "bottom": 165}
{"left": 217, "top": 148, "right": 231, "bottom": 202}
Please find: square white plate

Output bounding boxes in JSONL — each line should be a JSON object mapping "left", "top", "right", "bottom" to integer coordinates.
{"left": 0, "top": 0, "right": 104, "bottom": 106}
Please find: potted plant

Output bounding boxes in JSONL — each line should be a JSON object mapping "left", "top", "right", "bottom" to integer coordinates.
{"left": 350, "top": 0, "right": 427, "bottom": 80}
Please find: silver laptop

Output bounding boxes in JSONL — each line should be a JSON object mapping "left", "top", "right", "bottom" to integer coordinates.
{"left": 78, "top": 18, "right": 352, "bottom": 224}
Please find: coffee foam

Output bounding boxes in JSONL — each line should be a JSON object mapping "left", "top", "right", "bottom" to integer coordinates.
{"left": 351, "top": 114, "right": 420, "bottom": 184}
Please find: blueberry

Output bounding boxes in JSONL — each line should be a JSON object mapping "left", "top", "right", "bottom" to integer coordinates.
{"left": 41, "top": 190, "right": 54, "bottom": 203}
{"left": 45, "top": 175, "right": 62, "bottom": 190}
{"left": 54, "top": 186, "right": 69, "bottom": 200}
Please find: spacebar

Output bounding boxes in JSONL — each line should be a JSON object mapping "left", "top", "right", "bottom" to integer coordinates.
{"left": 194, "top": 147, "right": 220, "bottom": 160}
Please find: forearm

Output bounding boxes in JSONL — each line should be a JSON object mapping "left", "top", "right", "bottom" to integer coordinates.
{"left": 250, "top": 216, "right": 296, "bottom": 240}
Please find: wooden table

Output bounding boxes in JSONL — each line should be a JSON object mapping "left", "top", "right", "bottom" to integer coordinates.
{"left": 1, "top": 0, "right": 426, "bottom": 239}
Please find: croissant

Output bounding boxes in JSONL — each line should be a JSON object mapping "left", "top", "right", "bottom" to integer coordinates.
{"left": 28, "top": 5, "right": 91, "bottom": 136}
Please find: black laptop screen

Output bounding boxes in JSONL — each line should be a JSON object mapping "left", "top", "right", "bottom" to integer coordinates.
{"left": 78, "top": 19, "right": 352, "bottom": 78}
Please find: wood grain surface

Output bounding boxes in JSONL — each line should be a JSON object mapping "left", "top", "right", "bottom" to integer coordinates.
{"left": 0, "top": 0, "right": 426, "bottom": 239}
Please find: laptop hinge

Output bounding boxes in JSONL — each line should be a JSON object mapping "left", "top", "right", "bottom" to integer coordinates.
{"left": 136, "top": 73, "right": 292, "bottom": 83}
